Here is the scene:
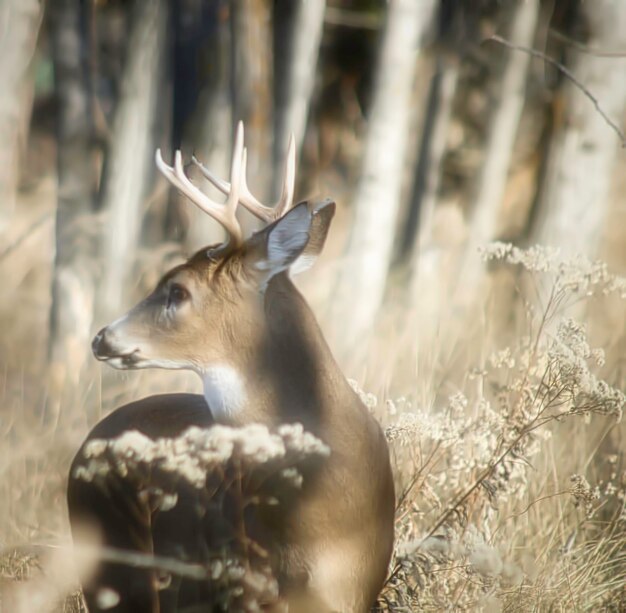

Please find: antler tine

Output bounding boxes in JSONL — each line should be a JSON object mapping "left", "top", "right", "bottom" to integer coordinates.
{"left": 238, "top": 147, "right": 274, "bottom": 221}
{"left": 227, "top": 120, "right": 244, "bottom": 220}
{"left": 191, "top": 122, "right": 296, "bottom": 223}
{"left": 155, "top": 140, "right": 243, "bottom": 247}
{"left": 190, "top": 154, "right": 230, "bottom": 194}
{"left": 191, "top": 134, "right": 272, "bottom": 222}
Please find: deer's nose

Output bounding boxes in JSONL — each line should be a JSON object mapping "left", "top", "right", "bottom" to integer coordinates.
{"left": 92, "top": 327, "right": 115, "bottom": 359}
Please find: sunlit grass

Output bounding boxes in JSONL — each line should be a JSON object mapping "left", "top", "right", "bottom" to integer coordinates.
{"left": 1, "top": 187, "right": 625, "bottom": 612}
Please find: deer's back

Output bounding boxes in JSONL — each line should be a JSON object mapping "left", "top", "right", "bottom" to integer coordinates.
{"left": 68, "top": 393, "right": 393, "bottom": 612}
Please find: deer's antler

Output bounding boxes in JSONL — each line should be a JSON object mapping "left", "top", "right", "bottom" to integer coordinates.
{"left": 192, "top": 122, "right": 296, "bottom": 223}
{"left": 156, "top": 122, "right": 245, "bottom": 248}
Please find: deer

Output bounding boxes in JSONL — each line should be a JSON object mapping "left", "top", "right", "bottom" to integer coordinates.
{"left": 67, "top": 122, "right": 395, "bottom": 613}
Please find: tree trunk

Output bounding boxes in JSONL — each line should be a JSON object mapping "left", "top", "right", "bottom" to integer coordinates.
{"left": 48, "top": 0, "right": 97, "bottom": 389}
{"left": 330, "top": 0, "right": 437, "bottom": 354}
{"left": 463, "top": 0, "right": 539, "bottom": 281}
{"left": 231, "top": 0, "right": 272, "bottom": 229}
{"left": 272, "top": 0, "right": 326, "bottom": 199}
{"left": 186, "top": 2, "right": 232, "bottom": 251}
{"left": 98, "top": 0, "right": 168, "bottom": 315}
{"left": 0, "top": 0, "right": 42, "bottom": 231}
{"left": 532, "top": 1, "right": 626, "bottom": 256}
{"left": 405, "top": 56, "right": 459, "bottom": 273}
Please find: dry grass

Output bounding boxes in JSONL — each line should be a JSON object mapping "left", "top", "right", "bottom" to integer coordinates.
{"left": 373, "top": 245, "right": 626, "bottom": 612}
{"left": 1, "top": 184, "right": 625, "bottom": 613}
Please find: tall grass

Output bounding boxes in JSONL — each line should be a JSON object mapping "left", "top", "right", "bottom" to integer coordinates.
{"left": 0, "top": 193, "right": 624, "bottom": 613}
{"left": 376, "top": 244, "right": 626, "bottom": 611}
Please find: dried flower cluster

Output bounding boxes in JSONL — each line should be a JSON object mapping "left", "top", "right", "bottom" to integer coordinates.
{"left": 72, "top": 423, "right": 329, "bottom": 611}
{"left": 75, "top": 423, "right": 329, "bottom": 489}
{"left": 376, "top": 245, "right": 626, "bottom": 611}
{"left": 480, "top": 242, "right": 626, "bottom": 298}
{"left": 569, "top": 474, "right": 601, "bottom": 518}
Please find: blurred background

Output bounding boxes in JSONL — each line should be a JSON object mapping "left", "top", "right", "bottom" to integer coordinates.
{"left": 2, "top": 0, "right": 626, "bottom": 389}
{"left": 1, "top": 0, "right": 625, "bottom": 609}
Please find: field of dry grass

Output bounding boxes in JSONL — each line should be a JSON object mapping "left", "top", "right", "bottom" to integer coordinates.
{"left": 2, "top": 1, "right": 625, "bottom": 610}
{"left": 1, "top": 169, "right": 625, "bottom": 613}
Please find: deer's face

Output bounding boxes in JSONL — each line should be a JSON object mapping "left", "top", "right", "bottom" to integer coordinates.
{"left": 93, "top": 121, "right": 334, "bottom": 379}
{"left": 92, "top": 250, "right": 251, "bottom": 372}
{"left": 92, "top": 201, "right": 335, "bottom": 374}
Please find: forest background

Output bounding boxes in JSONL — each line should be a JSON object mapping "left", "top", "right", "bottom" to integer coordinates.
{"left": 0, "top": 0, "right": 625, "bottom": 610}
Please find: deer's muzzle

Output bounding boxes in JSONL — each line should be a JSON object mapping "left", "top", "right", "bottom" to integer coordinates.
{"left": 92, "top": 326, "right": 140, "bottom": 368}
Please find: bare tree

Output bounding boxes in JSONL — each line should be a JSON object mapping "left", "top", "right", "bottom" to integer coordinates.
{"left": 272, "top": 0, "right": 326, "bottom": 198}
{"left": 98, "top": 0, "right": 168, "bottom": 315}
{"left": 458, "top": 0, "right": 539, "bottom": 289}
{"left": 231, "top": 0, "right": 273, "bottom": 216}
{"left": 532, "top": 1, "right": 626, "bottom": 256}
{"left": 406, "top": 56, "right": 459, "bottom": 290}
{"left": 0, "top": 0, "right": 42, "bottom": 231}
{"left": 330, "top": 0, "right": 437, "bottom": 352}
{"left": 186, "top": 3, "right": 232, "bottom": 250}
{"left": 48, "top": 0, "right": 97, "bottom": 388}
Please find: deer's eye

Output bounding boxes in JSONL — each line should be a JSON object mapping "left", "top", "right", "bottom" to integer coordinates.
{"left": 167, "top": 283, "right": 190, "bottom": 308}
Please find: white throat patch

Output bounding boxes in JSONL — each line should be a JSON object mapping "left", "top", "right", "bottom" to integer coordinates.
{"left": 202, "top": 365, "right": 246, "bottom": 421}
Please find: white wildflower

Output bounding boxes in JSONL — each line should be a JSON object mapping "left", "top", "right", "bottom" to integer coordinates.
{"left": 279, "top": 467, "right": 303, "bottom": 488}
{"left": 83, "top": 439, "right": 108, "bottom": 459}
{"left": 347, "top": 378, "right": 378, "bottom": 411}
{"left": 109, "top": 430, "right": 155, "bottom": 461}
{"left": 489, "top": 347, "right": 516, "bottom": 369}
{"left": 238, "top": 424, "right": 286, "bottom": 463}
{"left": 480, "top": 242, "right": 626, "bottom": 297}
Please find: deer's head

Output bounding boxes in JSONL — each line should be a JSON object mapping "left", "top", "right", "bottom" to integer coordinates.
{"left": 92, "top": 123, "right": 335, "bottom": 378}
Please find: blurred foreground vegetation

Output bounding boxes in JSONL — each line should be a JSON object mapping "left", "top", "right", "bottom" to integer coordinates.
{"left": 0, "top": 0, "right": 625, "bottom": 610}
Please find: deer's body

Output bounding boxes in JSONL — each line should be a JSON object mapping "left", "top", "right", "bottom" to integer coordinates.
{"left": 68, "top": 125, "right": 395, "bottom": 612}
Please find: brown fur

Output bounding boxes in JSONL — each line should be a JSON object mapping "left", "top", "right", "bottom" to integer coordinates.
{"left": 71, "top": 207, "right": 395, "bottom": 612}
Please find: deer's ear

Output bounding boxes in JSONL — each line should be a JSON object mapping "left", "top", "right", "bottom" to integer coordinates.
{"left": 247, "top": 200, "right": 336, "bottom": 284}
{"left": 290, "top": 199, "right": 335, "bottom": 275}
{"left": 247, "top": 202, "right": 312, "bottom": 281}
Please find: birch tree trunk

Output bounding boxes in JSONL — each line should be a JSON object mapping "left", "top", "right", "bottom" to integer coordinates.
{"left": 395, "top": 56, "right": 460, "bottom": 356}
{"left": 98, "top": 0, "right": 168, "bottom": 315}
{"left": 272, "top": 0, "right": 326, "bottom": 199}
{"left": 463, "top": 0, "right": 539, "bottom": 280}
{"left": 406, "top": 56, "right": 459, "bottom": 272}
{"left": 231, "top": 0, "right": 272, "bottom": 224}
{"left": 0, "top": 0, "right": 42, "bottom": 231}
{"left": 186, "top": 3, "right": 232, "bottom": 251}
{"left": 48, "top": 0, "right": 97, "bottom": 388}
{"left": 330, "top": 0, "right": 437, "bottom": 352}
{"left": 532, "top": 1, "right": 626, "bottom": 256}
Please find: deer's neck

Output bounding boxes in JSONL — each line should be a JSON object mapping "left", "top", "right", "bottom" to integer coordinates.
{"left": 202, "top": 365, "right": 247, "bottom": 422}
{"left": 203, "top": 275, "right": 355, "bottom": 435}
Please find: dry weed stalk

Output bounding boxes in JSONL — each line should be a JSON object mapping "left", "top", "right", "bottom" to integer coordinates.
{"left": 2, "top": 243, "right": 625, "bottom": 611}
{"left": 377, "top": 244, "right": 626, "bottom": 611}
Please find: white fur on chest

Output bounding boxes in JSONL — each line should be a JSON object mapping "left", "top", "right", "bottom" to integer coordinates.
{"left": 201, "top": 365, "right": 246, "bottom": 421}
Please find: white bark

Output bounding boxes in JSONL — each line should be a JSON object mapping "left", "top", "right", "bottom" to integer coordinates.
{"left": 231, "top": 0, "right": 272, "bottom": 230}
{"left": 330, "top": 0, "right": 436, "bottom": 350}
{"left": 409, "top": 59, "right": 459, "bottom": 294}
{"left": 465, "top": 0, "right": 539, "bottom": 275}
{"left": 186, "top": 98, "right": 232, "bottom": 250}
{"left": 273, "top": 0, "right": 326, "bottom": 197}
{"left": 48, "top": 0, "right": 96, "bottom": 388}
{"left": 0, "top": 0, "right": 41, "bottom": 231}
{"left": 186, "top": 14, "right": 232, "bottom": 251}
{"left": 99, "top": 0, "right": 168, "bottom": 314}
{"left": 533, "top": 0, "right": 626, "bottom": 256}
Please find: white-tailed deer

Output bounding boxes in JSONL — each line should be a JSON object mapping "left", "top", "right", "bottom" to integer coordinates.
{"left": 68, "top": 123, "right": 395, "bottom": 612}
